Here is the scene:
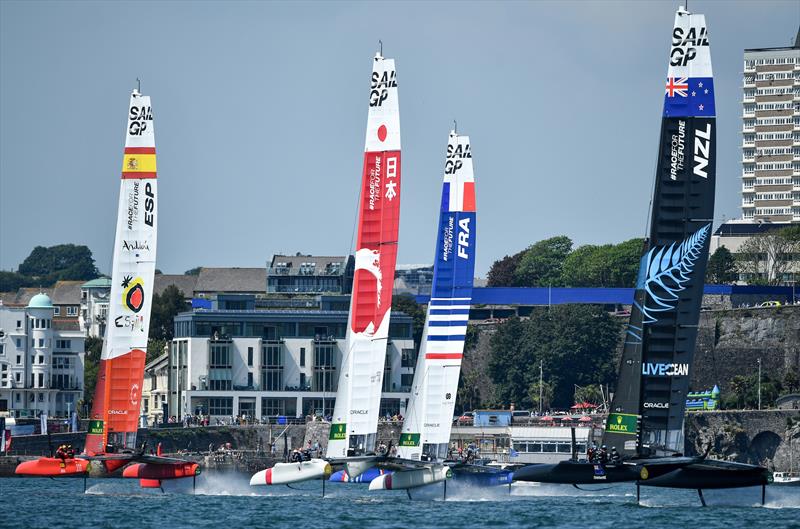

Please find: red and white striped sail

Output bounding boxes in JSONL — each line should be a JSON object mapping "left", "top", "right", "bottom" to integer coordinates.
{"left": 328, "top": 53, "right": 402, "bottom": 458}
{"left": 84, "top": 90, "right": 158, "bottom": 455}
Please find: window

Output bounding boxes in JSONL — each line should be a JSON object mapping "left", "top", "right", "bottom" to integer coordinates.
{"left": 56, "top": 340, "right": 71, "bottom": 350}
{"left": 38, "top": 355, "right": 44, "bottom": 364}
{"left": 401, "top": 348, "right": 416, "bottom": 368}
{"left": 209, "top": 343, "right": 232, "bottom": 390}
{"left": 247, "top": 372, "right": 253, "bottom": 387}
{"left": 209, "top": 397, "right": 233, "bottom": 416}
{"left": 261, "top": 398, "right": 285, "bottom": 416}
{"left": 312, "top": 343, "right": 336, "bottom": 392}
{"left": 16, "top": 320, "right": 21, "bottom": 329}
{"left": 66, "top": 306, "right": 78, "bottom": 316}
{"left": 300, "top": 347, "right": 305, "bottom": 367}
{"left": 247, "top": 347, "right": 253, "bottom": 367}
{"left": 15, "top": 339, "right": 21, "bottom": 348}
{"left": 38, "top": 339, "right": 44, "bottom": 348}
{"left": 401, "top": 373, "right": 414, "bottom": 387}
{"left": 38, "top": 373, "right": 44, "bottom": 387}
{"left": 261, "top": 344, "right": 283, "bottom": 391}
{"left": 0, "top": 344, "right": 3, "bottom": 356}
{"left": 54, "top": 307, "right": 60, "bottom": 316}
{"left": 15, "top": 373, "right": 20, "bottom": 383}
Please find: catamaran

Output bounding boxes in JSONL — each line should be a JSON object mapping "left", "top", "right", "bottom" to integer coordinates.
{"left": 512, "top": 6, "right": 771, "bottom": 505}
{"left": 250, "top": 49, "right": 410, "bottom": 487}
{"left": 368, "top": 129, "right": 510, "bottom": 496}
{"left": 16, "top": 88, "right": 199, "bottom": 490}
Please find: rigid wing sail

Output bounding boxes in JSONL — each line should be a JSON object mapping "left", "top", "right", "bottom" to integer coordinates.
{"left": 16, "top": 89, "right": 199, "bottom": 489}
{"left": 512, "top": 7, "right": 770, "bottom": 504}
{"left": 251, "top": 49, "right": 403, "bottom": 487}
{"left": 370, "top": 129, "right": 487, "bottom": 492}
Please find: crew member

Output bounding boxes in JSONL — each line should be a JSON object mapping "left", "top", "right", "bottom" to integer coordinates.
{"left": 598, "top": 445, "right": 608, "bottom": 466}
{"left": 610, "top": 447, "right": 621, "bottom": 465}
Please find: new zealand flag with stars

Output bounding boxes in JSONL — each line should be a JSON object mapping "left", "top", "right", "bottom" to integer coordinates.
{"left": 663, "top": 76, "right": 715, "bottom": 117}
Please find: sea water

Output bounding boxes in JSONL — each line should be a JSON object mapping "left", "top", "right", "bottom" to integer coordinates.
{"left": 0, "top": 475, "right": 798, "bottom": 529}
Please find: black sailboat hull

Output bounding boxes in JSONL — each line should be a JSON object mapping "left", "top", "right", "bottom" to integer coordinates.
{"left": 640, "top": 461, "right": 770, "bottom": 489}
{"left": 513, "top": 457, "right": 708, "bottom": 485}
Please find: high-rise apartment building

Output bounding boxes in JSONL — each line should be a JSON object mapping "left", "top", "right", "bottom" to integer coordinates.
{"left": 741, "top": 31, "right": 800, "bottom": 222}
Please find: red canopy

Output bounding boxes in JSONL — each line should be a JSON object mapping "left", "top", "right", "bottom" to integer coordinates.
{"left": 560, "top": 416, "right": 573, "bottom": 421}
{"left": 570, "top": 402, "right": 599, "bottom": 409}
{"left": 578, "top": 416, "right": 592, "bottom": 422}
{"left": 540, "top": 416, "right": 554, "bottom": 421}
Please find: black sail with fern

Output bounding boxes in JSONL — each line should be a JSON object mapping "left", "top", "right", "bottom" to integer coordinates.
{"left": 602, "top": 8, "right": 716, "bottom": 458}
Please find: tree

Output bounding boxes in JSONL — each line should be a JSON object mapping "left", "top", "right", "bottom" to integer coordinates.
{"left": 392, "top": 293, "right": 426, "bottom": 348}
{"left": 147, "top": 338, "right": 167, "bottom": 364}
{"left": 561, "top": 239, "right": 642, "bottom": 288}
{"left": 486, "top": 250, "right": 525, "bottom": 287}
{"left": 184, "top": 267, "right": 202, "bottom": 276}
{"left": 574, "top": 384, "right": 604, "bottom": 406}
{"left": 736, "top": 227, "right": 800, "bottom": 285}
{"left": 487, "top": 306, "right": 620, "bottom": 409}
{"left": 83, "top": 336, "right": 103, "bottom": 409}
{"left": 528, "top": 379, "right": 554, "bottom": 413}
{"left": 18, "top": 244, "right": 99, "bottom": 283}
{"left": 149, "top": 285, "right": 186, "bottom": 342}
{"left": 513, "top": 236, "right": 573, "bottom": 287}
{"left": 706, "top": 247, "right": 738, "bottom": 284}
{"left": 0, "top": 271, "right": 32, "bottom": 292}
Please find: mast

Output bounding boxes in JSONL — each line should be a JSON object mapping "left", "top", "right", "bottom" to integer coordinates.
{"left": 84, "top": 89, "right": 158, "bottom": 455}
{"left": 602, "top": 6, "right": 715, "bottom": 458}
{"left": 397, "top": 130, "right": 476, "bottom": 461}
{"left": 327, "top": 51, "right": 402, "bottom": 458}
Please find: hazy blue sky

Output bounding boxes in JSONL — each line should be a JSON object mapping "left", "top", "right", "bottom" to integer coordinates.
{"left": 1, "top": 1, "right": 798, "bottom": 277}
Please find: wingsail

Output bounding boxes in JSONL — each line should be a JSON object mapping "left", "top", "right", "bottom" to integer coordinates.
{"left": 327, "top": 52, "right": 402, "bottom": 459}
{"left": 602, "top": 6, "right": 716, "bottom": 458}
{"left": 84, "top": 89, "right": 158, "bottom": 457}
{"left": 397, "top": 130, "right": 476, "bottom": 462}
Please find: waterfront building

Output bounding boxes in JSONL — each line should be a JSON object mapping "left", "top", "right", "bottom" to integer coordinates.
{"left": 741, "top": 31, "right": 800, "bottom": 223}
{"left": 163, "top": 295, "right": 415, "bottom": 422}
{"left": 267, "top": 254, "right": 353, "bottom": 295}
{"left": 141, "top": 352, "right": 169, "bottom": 424}
{"left": 393, "top": 264, "right": 434, "bottom": 295}
{"left": 0, "top": 293, "right": 85, "bottom": 417}
{"left": 80, "top": 278, "right": 111, "bottom": 338}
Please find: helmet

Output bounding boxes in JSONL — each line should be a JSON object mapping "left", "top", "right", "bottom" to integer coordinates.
{"left": 601, "top": 445, "right": 606, "bottom": 449}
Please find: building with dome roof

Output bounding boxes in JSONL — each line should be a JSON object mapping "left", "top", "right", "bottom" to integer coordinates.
{"left": 0, "top": 292, "right": 85, "bottom": 418}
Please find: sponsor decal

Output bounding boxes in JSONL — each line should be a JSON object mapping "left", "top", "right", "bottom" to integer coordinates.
{"left": 399, "top": 433, "right": 420, "bottom": 447}
{"left": 693, "top": 123, "right": 712, "bottom": 178}
{"left": 640, "top": 467, "right": 649, "bottom": 480}
{"left": 88, "top": 420, "right": 104, "bottom": 435}
{"left": 368, "top": 154, "right": 382, "bottom": 211}
{"left": 350, "top": 409, "right": 369, "bottom": 415}
{"left": 329, "top": 423, "right": 347, "bottom": 440}
{"left": 669, "top": 119, "right": 686, "bottom": 180}
{"left": 445, "top": 393, "right": 452, "bottom": 400}
{"left": 605, "top": 413, "right": 638, "bottom": 435}
{"left": 423, "top": 423, "right": 440, "bottom": 428}
{"left": 127, "top": 181, "right": 140, "bottom": 229}
{"left": 442, "top": 216, "right": 454, "bottom": 262}
{"left": 669, "top": 25, "right": 709, "bottom": 67}
{"left": 114, "top": 314, "right": 145, "bottom": 332}
{"left": 445, "top": 468, "right": 453, "bottom": 479}
{"left": 122, "top": 240, "right": 150, "bottom": 252}
{"left": 369, "top": 69, "right": 397, "bottom": 107}
{"left": 624, "top": 440, "right": 637, "bottom": 451}
{"left": 644, "top": 402, "right": 670, "bottom": 409}
{"left": 121, "top": 275, "right": 145, "bottom": 313}
{"left": 130, "top": 383, "right": 140, "bottom": 405}
{"left": 642, "top": 363, "right": 689, "bottom": 377}
{"left": 129, "top": 105, "right": 153, "bottom": 136}
{"left": 108, "top": 410, "right": 128, "bottom": 415}
{"left": 457, "top": 218, "right": 471, "bottom": 259}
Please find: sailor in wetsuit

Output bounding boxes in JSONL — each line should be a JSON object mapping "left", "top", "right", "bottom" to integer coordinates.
{"left": 55, "top": 444, "right": 74, "bottom": 468}
{"left": 598, "top": 445, "right": 608, "bottom": 466}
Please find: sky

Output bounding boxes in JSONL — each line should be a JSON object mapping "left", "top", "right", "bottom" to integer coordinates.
{"left": 1, "top": 1, "right": 798, "bottom": 277}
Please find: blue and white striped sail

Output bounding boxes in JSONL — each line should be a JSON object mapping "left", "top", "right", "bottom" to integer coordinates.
{"left": 397, "top": 130, "right": 476, "bottom": 461}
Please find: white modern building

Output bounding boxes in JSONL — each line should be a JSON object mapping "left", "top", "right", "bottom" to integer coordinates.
{"left": 80, "top": 278, "right": 111, "bottom": 338}
{"left": 741, "top": 32, "right": 800, "bottom": 223}
{"left": 161, "top": 295, "right": 416, "bottom": 422}
{"left": 0, "top": 293, "right": 85, "bottom": 417}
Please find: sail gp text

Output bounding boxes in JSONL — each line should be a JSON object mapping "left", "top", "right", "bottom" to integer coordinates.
{"left": 128, "top": 105, "right": 153, "bottom": 135}
{"left": 369, "top": 69, "right": 397, "bottom": 107}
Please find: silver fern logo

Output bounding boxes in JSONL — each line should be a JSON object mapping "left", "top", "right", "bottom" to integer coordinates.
{"left": 626, "top": 224, "right": 710, "bottom": 342}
